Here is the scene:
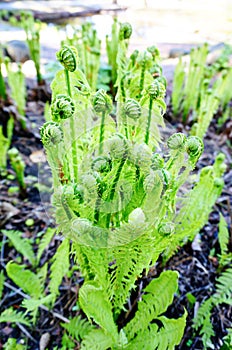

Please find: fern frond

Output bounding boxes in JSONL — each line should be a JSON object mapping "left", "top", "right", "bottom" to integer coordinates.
{"left": 0, "top": 307, "right": 30, "bottom": 326}
{"left": 200, "top": 313, "right": 215, "bottom": 350}
{"left": 124, "top": 270, "right": 179, "bottom": 340}
{"left": 109, "top": 233, "right": 153, "bottom": 314}
{"left": 22, "top": 294, "right": 54, "bottom": 314}
{"left": 218, "top": 213, "right": 230, "bottom": 265}
{"left": 193, "top": 297, "right": 213, "bottom": 331}
{"left": 126, "top": 311, "right": 187, "bottom": 350}
{"left": 37, "top": 227, "right": 56, "bottom": 263}
{"left": 171, "top": 57, "right": 185, "bottom": 115}
{"left": 79, "top": 282, "right": 118, "bottom": 341}
{"left": 194, "top": 268, "right": 232, "bottom": 349}
{"left": 61, "top": 314, "right": 95, "bottom": 342}
{"left": 2, "top": 230, "right": 35, "bottom": 266}
{"left": 6, "top": 262, "right": 43, "bottom": 299}
{"left": 214, "top": 268, "right": 232, "bottom": 302}
{"left": 49, "top": 238, "right": 70, "bottom": 298}
{"left": 81, "top": 329, "right": 113, "bottom": 350}
{"left": 221, "top": 328, "right": 232, "bottom": 349}
{"left": 2, "top": 337, "right": 27, "bottom": 350}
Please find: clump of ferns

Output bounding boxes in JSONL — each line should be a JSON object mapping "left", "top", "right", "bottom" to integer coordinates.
{"left": 39, "top": 43, "right": 224, "bottom": 247}
{"left": 39, "top": 31, "right": 226, "bottom": 348}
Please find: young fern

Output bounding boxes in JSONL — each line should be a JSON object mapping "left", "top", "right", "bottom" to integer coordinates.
{"left": 193, "top": 267, "right": 232, "bottom": 349}
{"left": 39, "top": 21, "right": 225, "bottom": 349}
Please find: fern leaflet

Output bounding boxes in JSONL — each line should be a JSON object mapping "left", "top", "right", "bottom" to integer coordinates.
{"left": 2, "top": 230, "right": 35, "bottom": 266}
{"left": 0, "top": 307, "right": 30, "bottom": 326}
{"left": 49, "top": 238, "right": 70, "bottom": 299}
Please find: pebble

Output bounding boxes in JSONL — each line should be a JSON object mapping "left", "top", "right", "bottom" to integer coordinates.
{"left": 3, "top": 40, "right": 30, "bottom": 63}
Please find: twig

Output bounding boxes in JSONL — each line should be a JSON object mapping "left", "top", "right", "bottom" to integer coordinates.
{"left": 16, "top": 322, "right": 37, "bottom": 343}
{"left": 4, "top": 281, "right": 70, "bottom": 323}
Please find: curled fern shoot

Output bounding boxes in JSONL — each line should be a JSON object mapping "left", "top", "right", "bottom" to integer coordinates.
{"left": 93, "top": 89, "right": 113, "bottom": 154}
{"left": 51, "top": 94, "right": 75, "bottom": 122}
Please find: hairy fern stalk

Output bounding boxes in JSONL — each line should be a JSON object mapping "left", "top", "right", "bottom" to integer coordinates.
{"left": 40, "top": 21, "right": 225, "bottom": 349}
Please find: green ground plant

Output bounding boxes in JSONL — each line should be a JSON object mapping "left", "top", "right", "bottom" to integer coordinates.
{"left": 5, "top": 58, "right": 26, "bottom": 129}
{"left": 0, "top": 45, "right": 7, "bottom": 100}
{"left": 192, "top": 213, "right": 232, "bottom": 349}
{"left": 0, "top": 115, "right": 14, "bottom": 174}
{"left": 171, "top": 44, "right": 232, "bottom": 136}
{"left": 20, "top": 11, "right": 43, "bottom": 84}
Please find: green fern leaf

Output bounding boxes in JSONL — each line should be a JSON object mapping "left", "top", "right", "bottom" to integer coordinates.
{"left": 61, "top": 314, "right": 95, "bottom": 342}
{"left": 221, "top": 328, "right": 232, "bottom": 349}
{"left": 79, "top": 282, "right": 118, "bottom": 342}
{"left": 109, "top": 233, "right": 153, "bottom": 314}
{"left": 0, "top": 307, "right": 30, "bottom": 326}
{"left": 218, "top": 213, "right": 230, "bottom": 264}
{"left": 37, "top": 227, "right": 56, "bottom": 263}
{"left": 81, "top": 329, "right": 113, "bottom": 350}
{"left": 124, "top": 270, "right": 179, "bottom": 340}
{"left": 49, "top": 238, "right": 70, "bottom": 298}
{"left": 6, "top": 262, "right": 42, "bottom": 299}
{"left": 2, "top": 337, "right": 27, "bottom": 350}
{"left": 214, "top": 268, "right": 232, "bottom": 301}
{"left": 193, "top": 297, "right": 213, "bottom": 331}
{"left": 3, "top": 230, "right": 35, "bottom": 266}
{"left": 22, "top": 294, "right": 54, "bottom": 313}
{"left": 126, "top": 311, "right": 187, "bottom": 350}
{"left": 200, "top": 314, "right": 215, "bottom": 350}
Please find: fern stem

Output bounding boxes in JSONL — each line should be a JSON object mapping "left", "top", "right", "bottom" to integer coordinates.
{"left": 138, "top": 58, "right": 146, "bottom": 98}
{"left": 99, "top": 111, "right": 106, "bottom": 154}
{"left": 124, "top": 115, "right": 129, "bottom": 139}
{"left": 145, "top": 97, "right": 153, "bottom": 145}
{"left": 65, "top": 69, "right": 78, "bottom": 182}
{"left": 106, "top": 157, "right": 126, "bottom": 228}
{"left": 94, "top": 197, "right": 101, "bottom": 224}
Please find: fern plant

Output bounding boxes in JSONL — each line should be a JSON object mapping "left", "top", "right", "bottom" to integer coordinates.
{"left": 5, "top": 58, "right": 26, "bottom": 129}
{"left": 20, "top": 11, "right": 43, "bottom": 84}
{"left": 171, "top": 43, "right": 232, "bottom": 128}
{"left": 193, "top": 267, "right": 232, "bottom": 349}
{"left": 37, "top": 20, "right": 227, "bottom": 349}
{"left": 0, "top": 115, "right": 14, "bottom": 174}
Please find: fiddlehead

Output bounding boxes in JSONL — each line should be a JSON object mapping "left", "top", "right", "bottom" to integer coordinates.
{"left": 123, "top": 99, "right": 141, "bottom": 120}
{"left": 122, "top": 98, "right": 141, "bottom": 139}
{"left": 92, "top": 156, "right": 112, "bottom": 174}
{"left": 185, "top": 136, "right": 204, "bottom": 164}
{"left": 119, "top": 22, "right": 132, "bottom": 41}
{"left": 144, "top": 80, "right": 165, "bottom": 145}
{"left": 92, "top": 89, "right": 112, "bottom": 113}
{"left": 40, "top": 121, "right": 63, "bottom": 146}
{"left": 51, "top": 94, "right": 75, "bottom": 122}
{"left": 158, "top": 222, "right": 175, "bottom": 236}
{"left": 56, "top": 45, "right": 78, "bottom": 72}
{"left": 151, "top": 153, "right": 164, "bottom": 170}
{"left": 108, "top": 133, "right": 128, "bottom": 160}
{"left": 167, "top": 133, "right": 186, "bottom": 150}
{"left": 147, "top": 45, "right": 160, "bottom": 61}
{"left": 92, "top": 89, "right": 113, "bottom": 154}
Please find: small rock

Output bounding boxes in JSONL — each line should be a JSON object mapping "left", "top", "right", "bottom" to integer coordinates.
{"left": 39, "top": 332, "right": 50, "bottom": 350}
{"left": 169, "top": 47, "right": 190, "bottom": 58}
{"left": 4, "top": 40, "right": 30, "bottom": 63}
